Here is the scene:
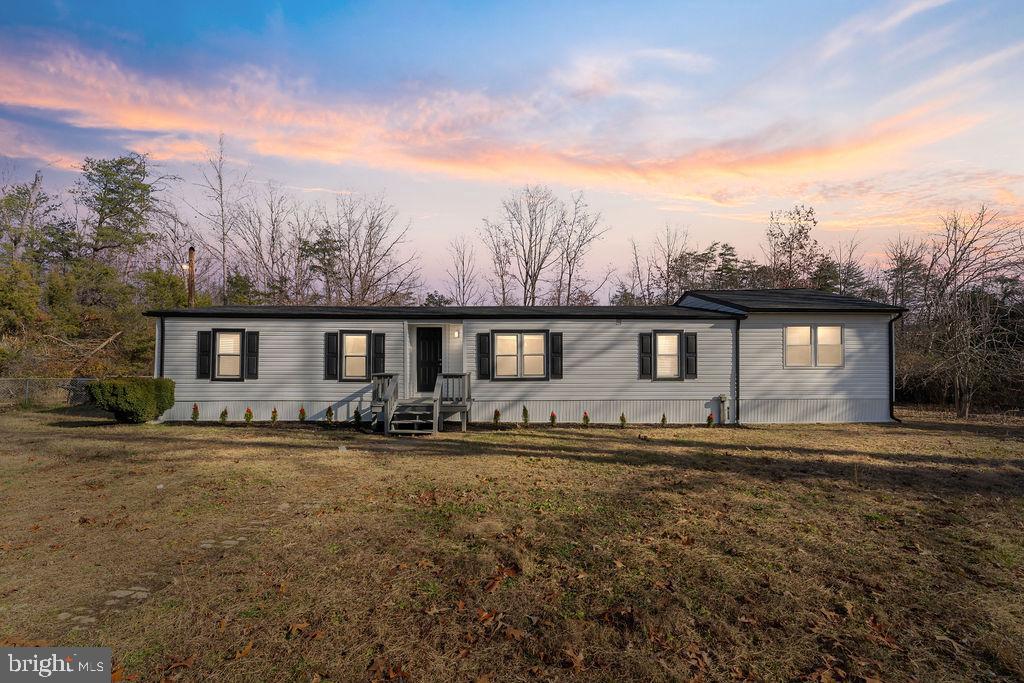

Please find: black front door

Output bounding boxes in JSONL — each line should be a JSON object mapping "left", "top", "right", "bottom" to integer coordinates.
{"left": 416, "top": 327, "right": 443, "bottom": 393}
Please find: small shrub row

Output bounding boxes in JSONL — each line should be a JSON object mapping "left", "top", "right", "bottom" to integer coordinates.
{"left": 88, "top": 378, "right": 175, "bottom": 424}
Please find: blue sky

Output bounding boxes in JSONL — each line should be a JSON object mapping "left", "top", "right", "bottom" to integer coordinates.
{"left": 1, "top": 0, "right": 1023, "bottom": 288}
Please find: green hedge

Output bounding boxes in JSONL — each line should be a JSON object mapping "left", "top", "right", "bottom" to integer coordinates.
{"left": 88, "top": 378, "right": 175, "bottom": 423}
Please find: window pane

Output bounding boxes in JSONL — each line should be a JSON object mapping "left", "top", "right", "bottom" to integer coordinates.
{"left": 495, "top": 355, "right": 518, "bottom": 377}
{"left": 522, "top": 334, "right": 545, "bottom": 355}
{"left": 786, "top": 326, "right": 811, "bottom": 345}
{"left": 495, "top": 334, "right": 518, "bottom": 355}
{"left": 344, "top": 334, "right": 367, "bottom": 355}
{"left": 817, "top": 344, "right": 842, "bottom": 366}
{"left": 344, "top": 356, "right": 366, "bottom": 378}
{"left": 657, "top": 354, "right": 679, "bottom": 378}
{"left": 217, "top": 332, "right": 241, "bottom": 354}
{"left": 786, "top": 346, "right": 811, "bottom": 367}
{"left": 523, "top": 355, "right": 545, "bottom": 376}
{"left": 656, "top": 333, "right": 678, "bottom": 354}
{"left": 218, "top": 355, "right": 240, "bottom": 377}
{"left": 817, "top": 326, "right": 841, "bottom": 346}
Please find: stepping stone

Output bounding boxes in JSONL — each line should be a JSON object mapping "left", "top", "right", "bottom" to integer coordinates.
{"left": 201, "top": 544, "right": 214, "bottom": 549}
{"left": 201, "top": 539, "right": 215, "bottom": 544}
{"left": 104, "top": 600, "right": 119, "bottom": 606}
{"left": 131, "top": 592, "right": 148, "bottom": 599}
{"left": 127, "top": 586, "right": 148, "bottom": 592}
{"left": 237, "top": 536, "right": 248, "bottom": 541}
{"left": 221, "top": 540, "right": 238, "bottom": 547}
{"left": 109, "top": 590, "right": 132, "bottom": 598}
{"left": 57, "top": 612, "right": 72, "bottom": 620}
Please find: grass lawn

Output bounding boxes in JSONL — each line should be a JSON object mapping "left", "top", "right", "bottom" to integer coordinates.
{"left": 1, "top": 408, "right": 1023, "bottom": 682}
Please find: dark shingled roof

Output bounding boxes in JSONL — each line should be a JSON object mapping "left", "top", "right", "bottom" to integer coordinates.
{"left": 145, "top": 304, "right": 741, "bottom": 320}
{"left": 679, "top": 288, "right": 906, "bottom": 313}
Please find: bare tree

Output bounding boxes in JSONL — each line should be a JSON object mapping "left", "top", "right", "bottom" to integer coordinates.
{"left": 193, "top": 135, "right": 247, "bottom": 304}
{"left": 762, "top": 205, "right": 821, "bottom": 287}
{"left": 445, "top": 235, "right": 483, "bottom": 305}
{"left": 831, "top": 233, "right": 868, "bottom": 295}
{"left": 480, "top": 219, "right": 514, "bottom": 305}
{"left": 308, "top": 194, "right": 421, "bottom": 306}
{"left": 234, "top": 183, "right": 315, "bottom": 304}
{"left": 547, "top": 192, "right": 609, "bottom": 305}
{"left": 484, "top": 186, "right": 566, "bottom": 305}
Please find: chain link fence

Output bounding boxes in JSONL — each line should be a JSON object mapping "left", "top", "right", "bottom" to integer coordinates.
{"left": 0, "top": 378, "right": 95, "bottom": 408}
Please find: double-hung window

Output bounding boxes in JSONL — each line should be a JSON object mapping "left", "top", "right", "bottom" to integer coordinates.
{"left": 785, "top": 325, "right": 843, "bottom": 367}
{"left": 656, "top": 332, "right": 680, "bottom": 379}
{"left": 342, "top": 332, "right": 370, "bottom": 381}
{"left": 215, "top": 331, "right": 243, "bottom": 379}
{"left": 493, "top": 332, "right": 547, "bottom": 379}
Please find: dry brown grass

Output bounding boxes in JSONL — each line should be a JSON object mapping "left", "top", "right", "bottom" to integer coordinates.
{"left": 1, "top": 407, "right": 1023, "bottom": 682}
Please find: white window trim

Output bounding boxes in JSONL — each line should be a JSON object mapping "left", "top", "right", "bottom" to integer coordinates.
{"left": 492, "top": 331, "right": 548, "bottom": 380}
{"left": 214, "top": 330, "right": 243, "bottom": 380}
{"left": 784, "top": 324, "right": 845, "bottom": 368}
{"left": 654, "top": 331, "right": 682, "bottom": 380}
{"left": 341, "top": 332, "right": 370, "bottom": 381}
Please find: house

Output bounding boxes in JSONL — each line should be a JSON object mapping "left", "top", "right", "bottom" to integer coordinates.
{"left": 145, "top": 288, "right": 905, "bottom": 432}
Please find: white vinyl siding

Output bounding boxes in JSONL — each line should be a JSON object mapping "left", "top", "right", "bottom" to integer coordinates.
{"left": 740, "top": 313, "right": 890, "bottom": 423}
{"left": 160, "top": 317, "right": 405, "bottom": 421}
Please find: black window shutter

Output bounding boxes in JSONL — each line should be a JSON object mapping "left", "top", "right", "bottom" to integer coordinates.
{"left": 549, "top": 332, "right": 563, "bottom": 379}
{"left": 684, "top": 332, "right": 697, "bottom": 379}
{"left": 197, "top": 331, "right": 212, "bottom": 379}
{"left": 244, "top": 331, "right": 259, "bottom": 379}
{"left": 371, "top": 332, "right": 386, "bottom": 374}
{"left": 638, "top": 333, "right": 653, "bottom": 379}
{"left": 324, "top": 332, "right": 339, "bottom": 380}
{"left": 476, "top": 333, "right": 491, "bottom": 380}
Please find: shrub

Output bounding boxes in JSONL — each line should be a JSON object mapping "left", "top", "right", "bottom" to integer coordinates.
{"left": 549, "top": 410, "right": 557, "bottom": 426}
{"left": 88, "top": 378, "right": 176, "bottom": 424}
{"left": 493, "top": 409, "right": 501, "bottom": 426}
{"left": 298, "top": 406, "right": 306, "bottom": 422}
{"left": 660, "top": 413, "right": 667, "bottom": 427}
{"left": 219, "top": 408, "right": 228, "bottom": 423}
{"left": 522, "top": 405, "right": 529, "bottom": 427}
{"left": 582, "top": 410, "right": 590, "bottom": 427}
{"left": 619, "top": 412, "right": 627, "bottom": 428}
{"left": 353, "top": 408, "right": 362, "bottom": 428}
{"left": 325, "top": 406, "right": 334, "bottom": 423}
{"left": 191, "top": 403, "right": 199, "bottom": 423}
{"left": 706, "top": 412, "right": 714, "bottom": 427}
{"left": 270, "top": 407, "right": 278, "bottom": 424}
{"left": 244, "top": 407, "right": 253, "bottom": 424}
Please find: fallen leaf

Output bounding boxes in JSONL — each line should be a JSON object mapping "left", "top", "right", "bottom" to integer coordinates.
{"left": 505, "top": 626, "right": 525, "bottom": 641}
{"left": 475, "top": 674, "right": 493, "bottom": 683}
{"left": 286, "top": 622, "right": 309, "bottom": 639}
{"left": 217, "top": 618, "right": 228, "bottom": 633}
{"left": 613, "top": 559, "right": 625, "bottom": 569}
{"left": 456, "top": 600, "right": 465, "bottom": 612}
{"left": 276, "top": 582, "right": 288, "bottom": 595}
{"left": 233, "top": 640, "right": 253, "bottom": 659}
{"left": 563, "top": 648, "right": 584, "bottom": 673}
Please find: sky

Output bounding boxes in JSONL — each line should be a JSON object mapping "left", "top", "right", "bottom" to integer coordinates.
{"left": 1, "top": 0, "right": 1023, "bottom": 291}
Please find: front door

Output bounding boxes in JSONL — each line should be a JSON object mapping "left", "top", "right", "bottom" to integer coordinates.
{"left": 416, "top": 327, "right": 443, "bottom": 393}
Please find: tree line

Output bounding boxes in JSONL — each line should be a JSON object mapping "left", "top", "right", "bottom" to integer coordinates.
{"left": 2, "top": 140, "right": 1022, "bottom": 415}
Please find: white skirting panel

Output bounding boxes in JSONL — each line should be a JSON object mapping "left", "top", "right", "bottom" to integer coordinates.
{"left": 470, "top": 399, "right": 722, "bottom": 425}
{"left": 738, "top": 398, "right": 890, "bottom": 423}
{"left": 161, "top": 399, "right": 379, "bottom": 423}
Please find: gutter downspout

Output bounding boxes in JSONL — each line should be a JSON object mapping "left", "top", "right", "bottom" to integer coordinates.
{"left": 734, "top": 318, "right": 741, "bottom": 424}
{"left": 889, "top": 311, "right": 903, "bottom": 423}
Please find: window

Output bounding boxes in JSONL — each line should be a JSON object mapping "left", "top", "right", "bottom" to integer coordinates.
{"left": 656, "top": 332, "right": 680, "bottom": 379}
{"left": 342, "top": 333, "right": 369, "bottom": 380}
{"left": 493, "top": 332, "right": 547, "bottom": 379}
{"left": 215, "top": 331, "right": 243, "bottom": 379}
{"left": 785, "top": 326, "right": 812, "bottom": 367}
{"left": 785, "top": 325, "right": 844, "bottom": 367}
{"left": 816, "top": 326, "right": 843, "bottom": 367}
